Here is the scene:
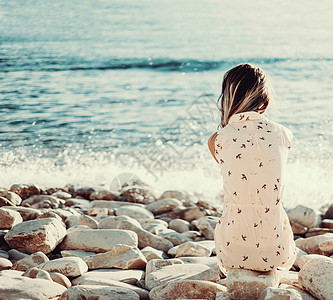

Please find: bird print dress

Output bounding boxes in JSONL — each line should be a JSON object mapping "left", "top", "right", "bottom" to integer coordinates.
{"left": 214, "top": 111, "right": 297, "bottom": 274}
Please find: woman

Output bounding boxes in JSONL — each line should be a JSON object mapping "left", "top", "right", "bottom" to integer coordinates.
{"left": 208, "top": 63, "right": 297, "bottom": 276}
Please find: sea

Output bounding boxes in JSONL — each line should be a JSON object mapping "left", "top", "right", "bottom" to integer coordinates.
{"left": 0, "top": 0, "right": 332, "bottom": 210}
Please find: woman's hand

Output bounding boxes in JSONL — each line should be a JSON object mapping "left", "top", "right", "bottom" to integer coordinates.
{"left": 208, "top": 132, "right": 219, "bottom": 163}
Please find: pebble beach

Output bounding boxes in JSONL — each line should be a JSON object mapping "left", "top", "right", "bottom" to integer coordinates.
{"left": 0, "top": 175, "right": 333, "bottom": 299}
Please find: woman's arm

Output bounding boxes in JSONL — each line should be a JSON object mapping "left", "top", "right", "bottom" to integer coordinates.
{"left": 208, "top": 132, "right": 219, "bottom": 163}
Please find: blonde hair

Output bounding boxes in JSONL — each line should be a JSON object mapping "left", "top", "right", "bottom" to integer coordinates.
{"left": 218, "top": 63, "right": 275, "bottom": 128}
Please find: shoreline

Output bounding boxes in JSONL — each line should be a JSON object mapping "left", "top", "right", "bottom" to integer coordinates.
{"left": 0, "top": 173, "right": 332, "bottom": 299}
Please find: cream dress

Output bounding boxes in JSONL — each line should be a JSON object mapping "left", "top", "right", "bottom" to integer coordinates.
{"left": 214, "top": 111, "right": 297, "bottom": 274}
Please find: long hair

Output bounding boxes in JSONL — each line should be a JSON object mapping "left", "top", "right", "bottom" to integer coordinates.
{"left": 217, "top": 63, "right": 275, "bottom": 128}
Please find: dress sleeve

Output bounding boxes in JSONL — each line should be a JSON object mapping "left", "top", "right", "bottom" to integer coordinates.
{"left": 281, "top": 127, "right": 293, "bottom": 150}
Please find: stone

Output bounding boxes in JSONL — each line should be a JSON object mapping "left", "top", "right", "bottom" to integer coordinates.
{"left": 76, "top": 187, "right": 95, "bottom": 199}
{"left": 318, "top": 238, "right": 333, "bottom": 254}
{"left": 226, "top": 269, "right": 279, "bottom": 300}
{"left": 141, "top": 246, "right": 167, "bottom": 261}
{"left": 0, "top": 275, "right": 66, "bottom": 299}
{"left": 276, "top": 269, "right": 301, "bottom": 288}
{"left": 323, "top": 203, "right": 333, "bottom": 219}
{"left": 50, "top": 272, "right": 72, "bottom": 288}
{"left": 192, "top": 216, "right": 219, "bottom": 240}
{"left": 74, "top": 278, "right": 149, "bottom": 299}
{"left": 0, "top": 258, "right": 12, "bottom": 270}
{"left": 293, "top": 247, "right": 308, "bottom": 269}
{"left": 9, "top": 183, "right": 40, "bottom": 200}
{"left": 23, "top": 267, "right": 53, "bottom": 281}
{"left": 305, "top": 228, "right": 333, "bottom": 237}
{"left": 116, "top": 205, "right": 154, "bottom": 219}
{"left": 159, "top": 229, "right": 192, "bottom": 246}
{"left": 21, "top": 195, "right": 62, "bottom": 208}
{"left": 258, "top": 286, "right": 302, "bottom": 299}
{"left": 8, "top": 249, "right": 29, "bottom": 261}
{"left": 65, "top": 215, "right": 98, "bottom": 229}
{"left": 12, "top": 251, "right": 49, "bottom": 271}
{"left": 295, "top": 233, "right": 333, "bottom": 255}
{"left": 149, "top": 280, "right": 227, "bottom": 300}
{"left": 72, "top": 269, "right": 145, "bottom": 285}
{"left": 59, "top": 229, "right": 138, "bottom": 252}
{"left": 156, "top": 206, "right": 206, "bottom": 222}
{"left": 145, "top": 263, "right": 219, "bottom": 290}
{"left": 175, "top": 241, "right": 212, "bottom": 257}
{"left": 179, "top": 256, "right": 219, "bottom": 268}
{"left": 216, "top": 291, "right": 231, "bottom": 300}
{"left": 88, "top": 207, "right": 110, "bottom": 217}
{"left": 65, "top": 198, "right": 90, "bottom": 209}
{"left": 159, "top": 190, "right": 190, "bottom": 201}
{"left": 145, "top": 198, "right": 182, "bottom": 215}
{"left": 286, "top": 205, "right": 320, "bottom": 228}
{"left": 61, "top": 249, "right": 95, "bottom": 259}
{"left": 0, "top": 250, "right": 9, "bottom": 259}
{"left": 37, "top": 211, "right": 64, "bottom": 222}
{"left": 0, "top": 189, "right": 22, "bottom": 205}
{"left": 137, "top": 219, "right": 168, "bottom": 227}
{"left": 182, "top": 230, "right": 202, "bottom": 239}
{"left": 5, "top": 218, "right": 67, "bottom": 254}
{"left": 116, "top": 220, "right": 173, "bottom": 252}
{"left": 0, "top": 208, "right": 23, "bottom": 229}
{"left": 290, "top": 221, "right": 308, "bottom": 235}
{"left": 120, "top": 185, "right": 156, "bottom": 204}
{"left": 0, "top": 196, "right": 15, "bottom": 207}
{"left": 84, "top": 244, "right": 146, "bottom": 270}
{"left": 145, "top": 258, "right": 183, "bottom": 275}
{"left": 169, "top": 218, "right": 191, "bottom": 233}
{"left": 321, "top": 219, "right": 333, "bottom": 229}
{"left": 298, "top": 255, "right": 333, "bottom": 300}
{"left": 90, "top": 189, "right": 120, "bottom": 200}
{"left": 1, "top": 206, "right": 42, "bottom": 220}
{"left": 278, "top": 284, "right": 317, "bottom": 300}
{"left": 51, "top": 190, "right": 72, "bottom": 200}
{"left": 60, "top": 285, "right": 140, "bottom": 300}
{"left": 39, "top": 257, "right": 88, "bottom": 277}
{"left": 99, "top": 215, "right": 141, "bottom": 229}
{"left": 298, "top": 254, "right": 325, "bottom": 269}
{"left": 90, "top": 200, "right": 145, "bottom": 209}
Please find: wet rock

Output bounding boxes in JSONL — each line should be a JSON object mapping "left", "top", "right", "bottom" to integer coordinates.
{"left": 12, "top": 251, "right": 49, "bottom": 271}
{"left": 298, "top": 255, "right": 333, "bottom": 300}
{"left": 5, "top": 218, "right": 67, "bottom": 254}
{"left": 156, "top": 206, "right": 206, "bottom": 222}
{"left": 60, "top": 285, "right": 140, "bottom": 300}
{"left": 59, "top": 229, "right": 138, "bottom": 252}
{"left": 9, "top": 183, "right": 40, "bottom": 200}
{"left": 286, "top": 205, "right": 321, "bottom": 228}
{"left": 0, "top": 257, "right": 12, "bottom": 270}
{"left": 84, "top": 244, "right": 146, "bottom": 270}
{"left": 74, "top": 277, "right": 149, "bottom": 300}
{"left": 65, "top": 215, "right": 98, "bottom": 229}
{"left": 90, "top": 189, "right": 120, "bottom": 200}
{"left": 145, "top": 263, "right": 219, "bottom": 290}
{"left": 149, "top": 280, "right": 227, "bottom": 300}
{"left": 226, "top": 269, "right": 279, "bottom": 300}
{"left": 0, "top": 207, "right": 23, "bottom": 229}
{"left": 0, "top": 188, "right": 22, "bottom": 206}
{"left": 116, "top": 205, "right": 154, "bottom": 219}
{"left": 169, "top": 218, "right": 191, "bottom": 233}
{"left": 295, "top": 233, "right": 333, "bottom": 255}
{"left": 50, "top": 272, "right": 72, "bottom": 288}
{"left": 145, "top": 198, "right": 183, "bottom": 215}
{"left": 72, "top": 269, "right": 145, "bottom": 285}
{"left": 39, "top": 257, "right": 88, "bottom": 277}
{"left": 175, "top": 241, "right": 212, "bottom": 257}
{"left": 0, "top": 275, "right": 66, "bottom": 299}
{"left": 116, "top": 220, "right": 173, "bottom": 252}
{"left": 192, "top": 216, "right": 219, "bottom": 240}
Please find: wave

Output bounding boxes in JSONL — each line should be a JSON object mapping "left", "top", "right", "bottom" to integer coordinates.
{"left": 0, "top": 57, "right": 317, "bottom": 73}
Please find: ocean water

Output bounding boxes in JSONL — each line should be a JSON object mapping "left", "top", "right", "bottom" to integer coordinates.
{"left": 0, "top": 0, "right": 332, "bottom": 210}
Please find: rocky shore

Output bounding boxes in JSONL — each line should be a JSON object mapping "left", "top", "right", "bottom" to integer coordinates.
{"left": 0, "top": 174, "right": 332, "bottom": 300}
